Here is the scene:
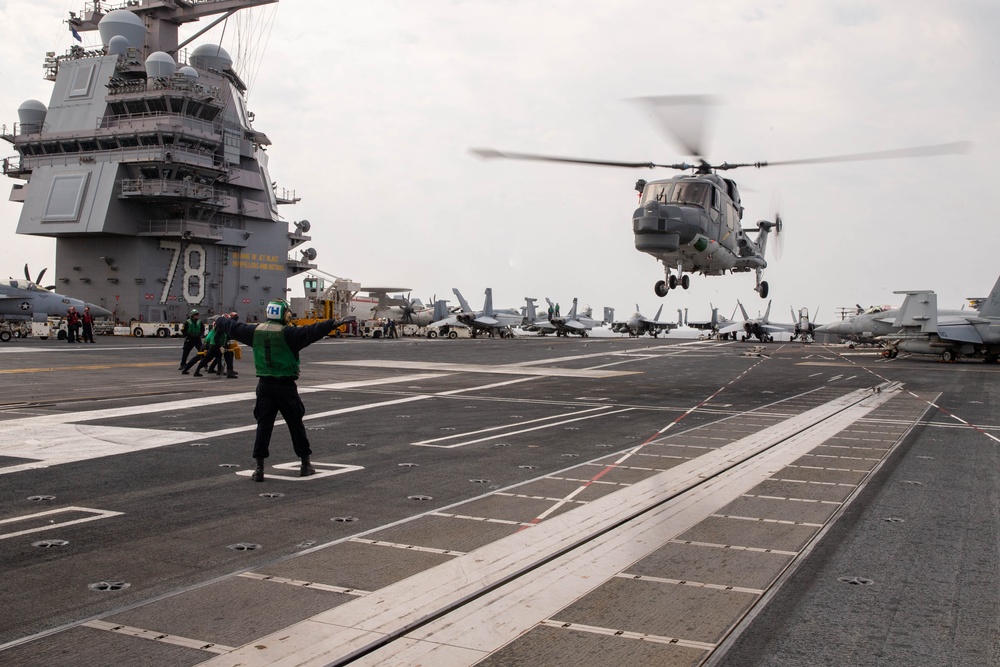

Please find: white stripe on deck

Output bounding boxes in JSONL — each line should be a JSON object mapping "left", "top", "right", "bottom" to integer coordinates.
{"left": 320, "top": 359, "right": 637, "bottom": 378}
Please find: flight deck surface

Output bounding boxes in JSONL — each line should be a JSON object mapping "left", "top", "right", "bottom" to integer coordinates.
{"left": 0, "top": 336, "right": 997, "bottom": 666}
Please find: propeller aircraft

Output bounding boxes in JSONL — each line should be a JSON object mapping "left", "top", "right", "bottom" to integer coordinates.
{"left": 472, "top": 95, "right": 969, "bottom": 299}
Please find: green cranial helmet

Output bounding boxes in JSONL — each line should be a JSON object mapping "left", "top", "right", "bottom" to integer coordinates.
{"left": 265, "top": 299, "right": 292, "bottom": 324}
{"left": 190, "top": 309, "right": 199, "bottom": 317}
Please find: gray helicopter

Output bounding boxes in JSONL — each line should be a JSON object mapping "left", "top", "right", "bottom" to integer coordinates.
{"left": 473, "top": 95, "right": 969, "bottom": 299}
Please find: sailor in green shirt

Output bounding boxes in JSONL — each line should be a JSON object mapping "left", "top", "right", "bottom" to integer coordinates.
{"left": 215, "top": 299, "right": 354, "bottom": 481}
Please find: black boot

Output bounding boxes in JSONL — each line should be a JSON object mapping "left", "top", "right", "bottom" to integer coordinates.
{"left": 300, "top": 457, "right": 316, "bottom": 477}
{"left": 252, "top": 458, "right": 265, "bottom": 482}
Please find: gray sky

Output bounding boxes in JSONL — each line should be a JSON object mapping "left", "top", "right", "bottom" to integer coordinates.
{"left": 2, "top": 0, "right": 997, "bottom": 325}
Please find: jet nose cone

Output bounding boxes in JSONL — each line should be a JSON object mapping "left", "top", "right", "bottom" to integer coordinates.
{"left": 816, "top": 322, "right": 840, "bottom": 335}
{"left": 86, "top": 302, "right": 113, "bottom": 318}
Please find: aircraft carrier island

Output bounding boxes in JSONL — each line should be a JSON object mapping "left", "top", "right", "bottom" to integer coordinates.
{"left": 2, "top": 0, "right": 314, "bottom": 325}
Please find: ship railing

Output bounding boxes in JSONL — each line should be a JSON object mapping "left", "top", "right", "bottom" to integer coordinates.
{"left": 16, "top": 146, "right": 220, "bottom": 171}
{"left": 99, "top": 112, "right": 221, "bottom": 137}
{"left": 2, "top": 155, "right": 25, "bottom": 177}
{"left": 138, "top": 220, "right": 224, "bottom": 241}
{"left": 119, "top": 178, "right": 227, "bottom": 205}
{"left": 274, "top": 186, "right": 299, "bottom": 205}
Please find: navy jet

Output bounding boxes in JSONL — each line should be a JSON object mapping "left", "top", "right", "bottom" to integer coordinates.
{"left": 718, "top": 300, "right": 796, "bottom": 342}
{"left": 522, "top": 297, "right": 603, "bottom": 337}
{"left": 428, "top": 288, "right": 522, "bottom": 338}
{"left": 2, "top": 266, "right": 112, "bottom": 326}
{"left": 684, "top": 305, "right": 735, "bottom": 339}
{"left": 611, "top": 304, "right": 680, "bottom": 337}
{"left": 877, "top": 275, "right": 1000, "bottom": 363}
{"left": 789, "top": 306, "right": 821, "bottom": 343}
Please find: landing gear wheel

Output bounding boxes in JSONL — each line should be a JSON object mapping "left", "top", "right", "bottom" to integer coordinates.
{"left": 668, "top": 274, "right": 678, "bottom": 290}
{"left": 890, "top": 350, "right": 899, "bottom": 359}
{"left": 654, "top": 280, "right": 668, "bottom": 298}
{"left": 759, "top": 281, "right": 769, "bottom": 299}
{"left": 681, "top": 275, "right": 690, "bottom": 290}
{"left": 941, "top": 349, "right": 956, "bottom": 362}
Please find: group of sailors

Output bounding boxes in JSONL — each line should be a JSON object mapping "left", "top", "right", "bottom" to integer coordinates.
{"left": 178, "top": 309, "right": 239, "bottom": 378}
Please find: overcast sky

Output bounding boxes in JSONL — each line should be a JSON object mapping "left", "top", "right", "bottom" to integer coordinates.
{"left": 2, "top": 0, "right": 997, "bottom": 326}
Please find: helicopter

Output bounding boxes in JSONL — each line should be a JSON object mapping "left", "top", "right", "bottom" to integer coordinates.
{"left": 472, "top": 95, "right": 970, "bottom": 299}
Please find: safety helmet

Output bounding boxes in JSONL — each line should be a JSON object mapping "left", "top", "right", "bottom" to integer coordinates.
{"left": 265, "top": 299, "right": 292, "bottom": 324}
{"left": 190, "top": 309, "right": 199, "bottom": 317}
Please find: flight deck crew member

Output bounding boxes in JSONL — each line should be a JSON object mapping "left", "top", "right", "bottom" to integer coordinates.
{"left": 214, "top": 300, "right": 354, "bottom": 481}
{"left": 179, "top": 310, "right": 205, "bottom": 369}
{"left": 184, "top": 314, "right": 229, "bottom": 377}
{"left": 81, "top": 307, "right": 96, "bottom": 343}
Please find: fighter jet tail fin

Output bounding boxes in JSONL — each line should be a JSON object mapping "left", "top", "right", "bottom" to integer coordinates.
{"left": 976, "top": 274, "right": 1000, "bottom": 318}
{"left": 483, "top": 288, "right": 494, "bottom": 316}
{"left": 603, "top": 307, "right": 614, "bottom": 324}
{"left": 453, "top": 288, "right": 473, "bottom": 313}
{"left": 892, "top": 290, "right": 938, "bottom": 332}
{"left": 653, "top": 304, "right": 664, "bottom": 321}
{"left": 568, "top": 298, "right": 578, "bottom": 320}
{"left": 524, "top": 297, "right": 538, "bottom": 321}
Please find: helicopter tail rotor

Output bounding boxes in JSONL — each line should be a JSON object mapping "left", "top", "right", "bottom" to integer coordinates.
{"left": 770, "top": 192, "right": 784, "bottom": 260}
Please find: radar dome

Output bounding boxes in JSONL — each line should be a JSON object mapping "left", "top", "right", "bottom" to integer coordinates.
{"left": 178, "top": 66, "right": 199, "bottom": 80}
{"left": 17, "top": 100, "right": 47, "bottom": 134}
{"left": 98, "top": 10, "right": 146, "bottom": 49}
{"left": 108, "top": 35, "right": 130, "bottom": 56}
{"left": 190, "top": 44, "right": 232, "bottom": 72}
{"left": 145, "top": 51, "right": 176, "bottom": 79}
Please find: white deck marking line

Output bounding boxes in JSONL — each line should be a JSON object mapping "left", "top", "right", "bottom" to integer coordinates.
{"left": 670, "top": 539, "right": 799, "bottom": 556}
{"left": 744, "top": 494, "right": 841, "bottom": 505}
{"left": 711, "top": 514, "right": 824, "bottom": 528}
{"left": 413, "top": 408, "right": 636, "bottom": 449}
{"left": 83, "top": 620, "right": 235, "bottom": 653}
{"left": 320, "top": 359, "right": 637, "bottom": 378}
{"left": 540, "top": 619, "right": 717, "bottom": 650}
{"left": 238, "top": 573, "right": 370, "bottom": 597}
{"left": 233, "top": 461, "right": 364, "bottom": 482}
{"left": 431, "top": 512, "right": 534, "bottom": 527}
{"left": 412, "top": 406, "right": 611, "bottom": 445}
{"left": 613, "top": 573, "right": 765, "bottom": 595}
{"left": 349, "top": 538, "right": 467, "bottom": 556}
{"left": 0, "top": 507, "right": 124, "bottom": 540}
{"left": 495, "top": 492, "right": 589, "bottom": 505}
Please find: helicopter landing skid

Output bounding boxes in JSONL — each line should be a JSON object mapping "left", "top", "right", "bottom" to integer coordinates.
{"left": 655, "top": 263, "right": 690, "bottom": 297}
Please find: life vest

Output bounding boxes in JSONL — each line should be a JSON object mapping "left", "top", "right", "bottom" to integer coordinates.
{"left": 252, "top": 322, "right": 299, "bottom": 378}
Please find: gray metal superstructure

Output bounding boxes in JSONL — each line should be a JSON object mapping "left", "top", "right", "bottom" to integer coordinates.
{"left": 2, "top": 1, "right": 314, "bottom": 324}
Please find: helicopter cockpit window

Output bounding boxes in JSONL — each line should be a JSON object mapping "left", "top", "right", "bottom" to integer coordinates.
{"left": 640, "top": 182, "right": 674, "bottom": 205}
{"left": 670, "top": 182, "right": 711, "bottom": 208}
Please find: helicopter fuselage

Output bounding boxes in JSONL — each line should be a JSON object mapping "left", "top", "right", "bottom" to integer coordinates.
{"left": 632, "top": 173, "right": 766, "bottom": 276}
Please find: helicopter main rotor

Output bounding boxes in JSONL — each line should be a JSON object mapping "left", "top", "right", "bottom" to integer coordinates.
{"left": 471, "top": 95, "right": 970, "bottom": 175}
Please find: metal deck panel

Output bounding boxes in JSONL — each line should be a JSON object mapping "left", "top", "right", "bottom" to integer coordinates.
{"left": 677, "top": 516, "right": 820, "bottom": 552}
{"left": 105, "top": 576, "right": 352, "bottom": 648}
{"left": 717, "top": 495, "right": 841, "bottom": 524}
{"left": 0, "top": 626, "right": 209, "bottom": 667}
{"left": 625, "top": 541, "right": 793, "bottom": 590}
{"left": 554, "top": 576, "right": 758, "bottom": 644}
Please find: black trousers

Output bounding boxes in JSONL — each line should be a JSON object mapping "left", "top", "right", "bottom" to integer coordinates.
{"left": 180, "top": 337, "right": 203, "bottom": 366}
{"left": 252, "top": 379, "right": 311, "bottom": 460}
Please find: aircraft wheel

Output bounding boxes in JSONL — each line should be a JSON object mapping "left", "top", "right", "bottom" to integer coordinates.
{"left": 427, "top": 330, "right": 438, "bottom": 339}
{"left": 941, "top": 349, "right": 956, "bottom": 362}
{"left": 448, "top": 330, "right": 458, "bottom": 339}
{"left": 681, "top": 275, "right": 690, "bottom": 290}
{"left": 582, "top": 331, "right": 588, "bottom": 337}
{"left": 759, "top": 281, "right": 769, "bottom": 299}
{"left": 890, "top": 350, "right": 899, "bottom": 359}
{"left": 654, "top": 280, "right": 668, "bottom": 297}
{"left": 0, "top": 331, "right": 11, "bottom": 343}
{"left": 668, "top": 275, "right": 678, "bottom": 290}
